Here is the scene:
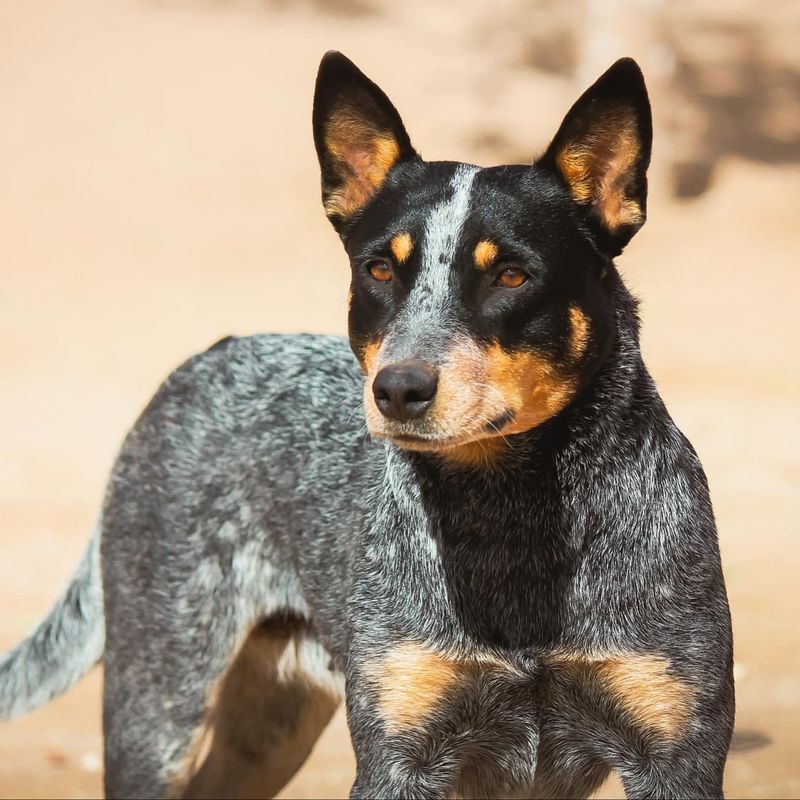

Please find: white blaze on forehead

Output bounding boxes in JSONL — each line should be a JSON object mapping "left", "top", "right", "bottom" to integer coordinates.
{"left": 382, "top": 165, "right": 478, "bottom": 362}
{"left": 409, "top": 165, "right": 479, "bottom": 314}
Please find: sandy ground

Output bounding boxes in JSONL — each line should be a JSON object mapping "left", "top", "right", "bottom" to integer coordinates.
{"left": 1, "top": 1, "right": 799, "bottom": 797}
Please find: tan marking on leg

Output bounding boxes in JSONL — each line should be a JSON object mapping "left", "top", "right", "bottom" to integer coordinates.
{"left": 390, "top": 231, "right": 414, "bottom": 264}
{"left": 172, "top": 623, "right": 341, "bottom": 799}
{"left": 363, "top": 642, "right": 467, "bottom": 732}
{"left": 473, "top": 239, "right": 499, "bottom": 270}
{"left": 547, "top": 650, "right": 694, "bottom": 741}
{"left": 568, "top": 305, "right": 590, "bottom": 363}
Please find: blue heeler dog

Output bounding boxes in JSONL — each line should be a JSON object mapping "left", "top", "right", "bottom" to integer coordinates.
{"left": 0, "top": 52, "right": 734, "bottom": 799}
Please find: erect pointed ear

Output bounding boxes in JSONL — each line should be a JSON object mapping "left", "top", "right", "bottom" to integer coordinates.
{"left": 542, "top": 58, "right": 652, "bottom": 255}
{"left": 313, "top": 51, "right": 417, "bottom": 233}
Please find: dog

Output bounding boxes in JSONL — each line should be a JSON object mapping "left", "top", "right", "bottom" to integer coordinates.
{"left": 0, "top": 51, "right": 734, "bottom": 799}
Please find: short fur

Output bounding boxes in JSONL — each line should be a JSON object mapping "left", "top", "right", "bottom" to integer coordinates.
{"left": 0, "top": 52, "right": 733, "bottom": 799}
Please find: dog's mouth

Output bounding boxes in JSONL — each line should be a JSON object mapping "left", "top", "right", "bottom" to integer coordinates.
{"left": 375, "top": 412, "right": 515, "bottom": 453}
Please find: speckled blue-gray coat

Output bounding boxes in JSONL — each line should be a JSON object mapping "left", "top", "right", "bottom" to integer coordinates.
{"left": 0, "top": 52, "right": 734, "bottom": 799}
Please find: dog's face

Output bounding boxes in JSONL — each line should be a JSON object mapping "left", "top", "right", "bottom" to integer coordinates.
{"left": 313, "top": 52, "right": 651, "bottom": 466}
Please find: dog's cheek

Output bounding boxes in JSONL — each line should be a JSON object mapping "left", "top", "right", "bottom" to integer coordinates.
{"left": 483, "top": 344, "right": 574, "bottom": 434}
{"left": 359, "top": 337, "right": 383, "bottom": 376}
{"left": 483, "top": 304, "right": 592, "bottom": 434}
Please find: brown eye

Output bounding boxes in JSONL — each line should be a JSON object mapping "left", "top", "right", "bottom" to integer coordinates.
{"left": 367, "top": 259, "right": 393, "bottom": 283}
{"left": 496, "top": 266, "right": 527, "bottom": 289}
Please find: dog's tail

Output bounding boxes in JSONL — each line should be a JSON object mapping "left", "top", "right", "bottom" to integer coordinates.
{"left": 0, "top": 524, "right": 104, "bottom": 719}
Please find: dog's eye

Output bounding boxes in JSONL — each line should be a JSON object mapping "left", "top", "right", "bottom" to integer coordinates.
{"left": 367, "top": 259, "right": 393, "bottom": 283}
{"left": 496, "top": 267, "right": 527, "bottom": 289}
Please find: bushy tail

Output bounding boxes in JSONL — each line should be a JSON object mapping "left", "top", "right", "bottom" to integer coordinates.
{"left": 0, "top": 525, "right": 104, "bottom": 718}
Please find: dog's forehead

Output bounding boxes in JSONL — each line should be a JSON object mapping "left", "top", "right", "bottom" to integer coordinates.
{"left": 416, "top": 163, "right": 479, "bottom": 267}
{"left": 378, "top": 162, "right": 555, "bottom": 260}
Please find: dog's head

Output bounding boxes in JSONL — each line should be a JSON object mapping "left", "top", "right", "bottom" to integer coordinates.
{"left": 313, "top": 52, "right": 651, "bottom": 467}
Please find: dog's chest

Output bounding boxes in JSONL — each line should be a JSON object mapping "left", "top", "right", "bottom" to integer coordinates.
{"left": 362, "top": 640, "right": 694, "bottom": 763}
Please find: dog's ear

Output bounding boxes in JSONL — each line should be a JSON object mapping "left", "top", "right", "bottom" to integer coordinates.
{"left": 313, "top": 51, "right": 417, "bottom": 233}
{"left": 542, "top": 58, "right": 652, "bottom": 255}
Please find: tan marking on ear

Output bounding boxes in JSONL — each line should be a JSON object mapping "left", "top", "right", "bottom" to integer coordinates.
{"left": 548, "top": 651, "right": 694, "bottom": 740}
{"left": 360, "top": 338, "right": 383, "bottom": 376}
{"left": 568, "top": 305, "right": 590, "bottom": 363}
{"left": 363, "top": 642, "right": 466, "bottom": 732}
{"left": 485, "top": 345, "right": 576, "bottom": 435}
{"left": 324, "top": 114, "right": 401, "bottom": 220}
{"left": 555, "top": 109, "right": 643, "bottom": 232}
{"left": 473, "top": 240, "right": 499, "bottom": 271}
{"left": 390, "top": 232, "right": 414, "bottom": 264}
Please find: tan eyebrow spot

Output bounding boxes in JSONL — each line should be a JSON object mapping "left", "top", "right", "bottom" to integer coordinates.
{"left": 390, "top": 232, "right": 414, "bottom": 264}
{"left": 473, "top": 240, "right": 499, "bottom": 270}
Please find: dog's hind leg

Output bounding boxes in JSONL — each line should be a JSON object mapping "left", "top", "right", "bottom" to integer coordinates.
{"left": 178, "top": 620, "right": 342, "bottom": 799}
{"left": 101, "top": 517, "right": 327, "bottom": 799}
{"left": 103, "top": 609, "right": 342, "bottom": 800}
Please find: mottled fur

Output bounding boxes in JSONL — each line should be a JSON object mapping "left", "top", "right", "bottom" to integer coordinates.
{"left": 0, "top": 52, "right": 733, "bottom": 799}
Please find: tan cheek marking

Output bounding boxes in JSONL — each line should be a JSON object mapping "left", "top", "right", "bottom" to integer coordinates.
{"left": 363, "top": 642, "right": 467, "bottom": 732}
{"left": 549, "top": 651, "right": 694, "bottom": 740}
{"left": 360, "top": 338, "right": 383, "bottom": 376}
{"left": 485, "top": 344, "right": 576, "bottom": 435}
{"left": 473, "top": 239, "right": 498, "bottom": 271}
{"left": 568, "top": 305, "right": 590, "bottom": 363}
{"left": 555, "top": 110, "right": 643, "bottom": 232}
{"left": 324, "top": 115, "right": 400, "bottom": 219}
{"left": 390, "top": 232, "right": 414, "bottom": 264}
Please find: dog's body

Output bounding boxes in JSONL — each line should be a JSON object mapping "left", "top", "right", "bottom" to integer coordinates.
{"left": 1, "top": 53, "right": 733, "bottom": 799}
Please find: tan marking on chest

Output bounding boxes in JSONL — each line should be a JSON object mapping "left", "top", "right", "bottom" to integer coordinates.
{"left": 364, "top": 643, "right": 465, "bottom": 731}
{"left": 390, "top": 232, "right": 414, "bottom": 264}
{"left": 364, "top": 643, "right": 521, "bottom": 732}
{"left": 549, "top": 651, "right": 694, "bottom": 740}
{"left": 473, "top": 239, "right": 499, "bottom": 270}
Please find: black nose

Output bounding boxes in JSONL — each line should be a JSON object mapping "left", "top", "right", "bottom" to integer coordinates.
{"left": 372, "top": 361, "right": 439, "bottom": 422}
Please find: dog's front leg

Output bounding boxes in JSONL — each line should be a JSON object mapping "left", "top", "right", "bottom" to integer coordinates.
{"left": 344, "top": 656, "right": 462, "bottom": 800}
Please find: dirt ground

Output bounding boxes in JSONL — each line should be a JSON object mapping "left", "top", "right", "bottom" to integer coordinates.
{"left": 1, "top": 1, "right": 799, "bottom": 797}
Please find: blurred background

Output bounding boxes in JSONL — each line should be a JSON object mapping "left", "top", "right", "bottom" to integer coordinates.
{"left": 1, "top": 0, "right": 798, "bottom": 797}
